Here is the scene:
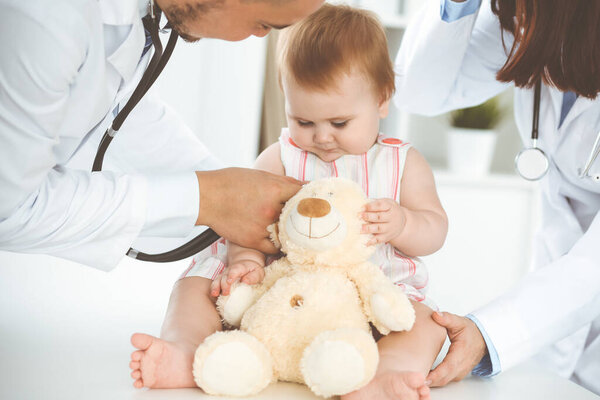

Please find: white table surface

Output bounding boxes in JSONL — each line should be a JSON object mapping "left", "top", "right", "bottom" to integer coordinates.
{"left": 1, "top": 252, "right": 598, "bottom": 400}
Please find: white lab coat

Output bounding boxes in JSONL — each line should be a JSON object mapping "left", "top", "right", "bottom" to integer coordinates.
{"left": 395, "top": 0, "right": 600, "bottom": 394}
{"left": 0, "top": 0, "right": 222, "bottom": 270}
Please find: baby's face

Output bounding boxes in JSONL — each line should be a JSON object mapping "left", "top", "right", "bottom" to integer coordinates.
{"left": 283, "top": 71, "right": 389, "bottom": 162}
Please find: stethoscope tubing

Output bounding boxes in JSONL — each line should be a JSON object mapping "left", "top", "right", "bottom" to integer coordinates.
{"left": 92, "top": 9, "right": 221, "bottom": 262}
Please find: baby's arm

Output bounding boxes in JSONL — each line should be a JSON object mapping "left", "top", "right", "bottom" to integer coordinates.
{"left": 210, "top": 243, "right": 266, "bottom": 297}
{"left": 362, "top": 148, "right": 448, "bottom": 257}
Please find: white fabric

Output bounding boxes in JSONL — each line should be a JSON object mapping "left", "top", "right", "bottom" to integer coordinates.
{"left": 0, "top": 0, "right": 222, "bottom": 270}
{"left": 394, "top": 0, "right": 600, "bottom": 393}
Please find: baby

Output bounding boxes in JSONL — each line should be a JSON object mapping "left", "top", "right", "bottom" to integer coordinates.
{"left": 130, "top": 4, "right": 447, "bottom": 400}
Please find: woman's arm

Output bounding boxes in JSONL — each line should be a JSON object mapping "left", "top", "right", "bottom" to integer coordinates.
{"left": 394, "top": 0, "right": 511, "bottom": 115}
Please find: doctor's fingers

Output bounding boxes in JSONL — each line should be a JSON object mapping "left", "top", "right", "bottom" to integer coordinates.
{"left": 427, "top": 312, "right": 487, "bottom": 387}
{"left": 426, "top": 344, "right": 473, "bottom": 387}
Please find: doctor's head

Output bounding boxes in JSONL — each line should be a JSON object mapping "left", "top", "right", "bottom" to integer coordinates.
{"left": 277, "top": 4, "right": 395, "bottom": 163}
{"left": 157, "top": 0, "right": 324, "bottom": 42}
{"left": 492, "top": 0, "right": 600, "bottom": 99}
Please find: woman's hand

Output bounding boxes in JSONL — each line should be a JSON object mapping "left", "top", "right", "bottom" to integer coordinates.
{"left": 426, "top": 312, "right": 488, "bottom": 387}
{"left": 361, "top": 198, "right": 407, "bottom": 245}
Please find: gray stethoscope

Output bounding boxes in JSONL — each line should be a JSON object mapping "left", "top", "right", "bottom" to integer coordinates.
{"left": 92, "top": 1, "right": 220, "bottom": 262}
{"left": 515, "top": 79, "right": 600, "bottom": 181}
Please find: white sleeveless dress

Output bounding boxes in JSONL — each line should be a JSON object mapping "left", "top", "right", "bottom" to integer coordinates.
{"left": 183, "top": 129, "right": 430, "bottom": 304}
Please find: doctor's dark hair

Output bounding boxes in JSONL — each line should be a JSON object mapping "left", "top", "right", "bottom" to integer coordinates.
{"left": 276, "top": 4, "right": 395, "bottom": 102}
{"left": 492, "top": 0, "right": 600, "bottom": 99}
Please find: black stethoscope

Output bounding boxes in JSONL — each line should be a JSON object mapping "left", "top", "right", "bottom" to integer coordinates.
{"left": 92, "top": 2, "right": 220, "bottom": 262}
{"left": 515, "top": 79, "right": 600, "bottom": 181}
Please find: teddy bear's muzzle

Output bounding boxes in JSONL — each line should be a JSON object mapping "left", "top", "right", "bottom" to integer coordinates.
{"left": 285, "top": 197, "right": 348, "bottom": 251}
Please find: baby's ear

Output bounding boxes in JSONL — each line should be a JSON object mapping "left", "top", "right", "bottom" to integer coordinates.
{"left": 267, "top": 223, "right": 281, "bottom": 249}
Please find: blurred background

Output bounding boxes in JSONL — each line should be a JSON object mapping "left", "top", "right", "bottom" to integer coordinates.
{"left": 0, "top": 1, "right": 541, "bottom": 391}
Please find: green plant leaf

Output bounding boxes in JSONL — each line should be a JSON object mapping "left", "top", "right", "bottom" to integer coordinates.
{"left": 449, "top": 97, "right": 504, "bottom": 130}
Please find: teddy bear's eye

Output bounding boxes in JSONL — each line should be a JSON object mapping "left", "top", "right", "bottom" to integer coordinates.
{"left": 327, "top": 192, "right": 334, "bottom": 197}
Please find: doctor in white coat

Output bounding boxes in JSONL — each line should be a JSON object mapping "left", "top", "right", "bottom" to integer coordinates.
{"left": 0, "top": 0, "right": 322, "bottom": 270}
{"left": 395, "top": 0, "right": 600, "bottom": 394}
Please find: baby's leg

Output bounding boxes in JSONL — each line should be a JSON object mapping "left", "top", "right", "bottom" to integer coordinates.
{"left": 342, "top": 301, "right": 446, "bottom": 400}
{"left": 129, "top": 277, "right": 222, "bottom": 389}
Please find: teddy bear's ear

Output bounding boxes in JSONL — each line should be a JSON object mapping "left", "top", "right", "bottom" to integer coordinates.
{"left": 267, "top": 223, "right": 281, "bottom": 249}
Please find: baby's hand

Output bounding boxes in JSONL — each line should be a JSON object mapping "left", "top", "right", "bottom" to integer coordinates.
{"left": 210, "top": 259, "right": 265, "bottom": 297}
{"left": 361, "top": 198, "right": 406, "bottom": 245}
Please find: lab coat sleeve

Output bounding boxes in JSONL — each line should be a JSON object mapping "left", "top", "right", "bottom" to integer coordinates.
{"left": 0, "top": 3, "right": 212, "bottom": 270}
{"left": 394, "top": 0, "right": 511, "bottom": 115}
{"left": 105, "top": 88, "right": 224, "bottom": 237}
{"left": 471, "top": 210, "right": 600, "bottom": 372}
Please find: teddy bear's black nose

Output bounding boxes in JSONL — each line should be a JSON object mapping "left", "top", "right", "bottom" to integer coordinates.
{"left": 297, "top": 198, "right": 331, "bottom": 218}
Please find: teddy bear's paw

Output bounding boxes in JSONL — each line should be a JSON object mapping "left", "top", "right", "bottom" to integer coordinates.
{"left": 301, "top": 328, "right": 378, "bottom": 397}
{"left": 217, "top": 283, "right": 257, "bottom": 327}
{"left": 370, "top": 291, "right": 416, "bottom": 333}
{"left": 193, "top": 331, "right": 273, "bottom": 396}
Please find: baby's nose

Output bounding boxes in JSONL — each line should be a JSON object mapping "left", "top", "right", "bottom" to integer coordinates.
{"left": 297, "top": 198, "right": 331, "bottom": 218}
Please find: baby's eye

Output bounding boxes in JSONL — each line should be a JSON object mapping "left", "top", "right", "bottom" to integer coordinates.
{"left": 297, "top": 120, "right": 314, "bottom": 127}
{"left": 331, "top": 120, "right": 348, "bottom": 128}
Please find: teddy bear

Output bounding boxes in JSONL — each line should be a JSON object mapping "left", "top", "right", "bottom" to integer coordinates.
{"left": 192, "top": 177, "right": 416, "bottom": 398}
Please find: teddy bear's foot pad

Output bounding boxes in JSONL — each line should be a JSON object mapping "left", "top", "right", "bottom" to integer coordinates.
{"left": 301, "top": 328, "right": 378, "bottom": 397}
{"left": 193, "top": 331, "right": 273, "bottom": 396}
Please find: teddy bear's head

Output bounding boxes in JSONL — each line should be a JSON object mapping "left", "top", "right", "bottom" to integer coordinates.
{"left": 271, "top": 177, "right": 375, "bottom": 267}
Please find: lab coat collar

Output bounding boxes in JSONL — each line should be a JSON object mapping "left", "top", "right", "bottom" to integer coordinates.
{"left": 99, "top": 0, "right": 149, "bottom": 83}
{"left": 547, "top": 84, "right": 596, "bottom": 132}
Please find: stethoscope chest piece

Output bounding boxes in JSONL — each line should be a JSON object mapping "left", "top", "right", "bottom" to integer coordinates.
{"left": 515, "top": 146, "right": 549, "bottom": 181}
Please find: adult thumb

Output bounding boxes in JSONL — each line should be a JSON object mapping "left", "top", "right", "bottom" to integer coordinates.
{"left": 432, "top": 311, "right": 465, "bottom": 332}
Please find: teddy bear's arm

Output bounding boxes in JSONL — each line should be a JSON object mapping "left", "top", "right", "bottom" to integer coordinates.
{"left": 347, "top": 262, "right": 416, "bottom": 335}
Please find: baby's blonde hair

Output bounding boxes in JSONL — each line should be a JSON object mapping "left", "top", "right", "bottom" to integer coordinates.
{"left": 277, "top": 3, "right": 395, "bottom": 102}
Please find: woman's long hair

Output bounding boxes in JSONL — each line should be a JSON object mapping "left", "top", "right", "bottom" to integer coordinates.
{"left": 492, "top": 0, "right": 600, "bottom": 98}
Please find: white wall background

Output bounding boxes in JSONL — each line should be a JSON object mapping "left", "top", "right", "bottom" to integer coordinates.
{"left": 154, "top": 35, "right": 268, "bottom": 168}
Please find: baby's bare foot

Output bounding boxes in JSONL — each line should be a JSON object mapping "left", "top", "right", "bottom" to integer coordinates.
{"left": 341, "top": 370, "right": 430, "bottom": 400}
{"left": 129, "top": 333, "right": 196, "bottom": 389}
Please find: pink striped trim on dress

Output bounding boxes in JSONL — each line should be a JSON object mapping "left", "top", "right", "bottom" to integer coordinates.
{"left": 392, "top": 147, "right": 400, "bottom": 201}
{"left": 179, "top": 258, "right": 197, "bottom": 279}
{"left": 361, "top": 153, "right": 369, "bottom": 196}
{"left": 394, "top": 248, "right": 416, "bottom": 276}
{"left": 211, "top": 261, "right": 225, "bottom": 280}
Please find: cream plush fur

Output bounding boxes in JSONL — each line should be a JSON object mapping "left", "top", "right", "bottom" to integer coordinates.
{"left": 193, "top": 177, "right": 416, "bottom": 397}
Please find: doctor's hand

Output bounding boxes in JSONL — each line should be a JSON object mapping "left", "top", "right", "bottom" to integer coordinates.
{"left": 195, "top": 168, "right": 302, "bottom": 254}
{"left": 426, "top": 312, "right": 487, "bottom": 387}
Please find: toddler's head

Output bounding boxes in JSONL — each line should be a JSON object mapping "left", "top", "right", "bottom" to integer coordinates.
{"left": 277, "top": 3, "right": 395, "bottom": 162}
